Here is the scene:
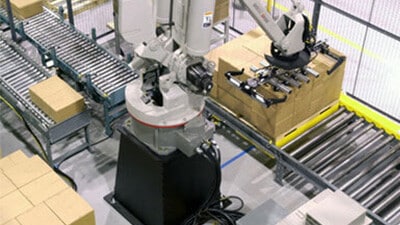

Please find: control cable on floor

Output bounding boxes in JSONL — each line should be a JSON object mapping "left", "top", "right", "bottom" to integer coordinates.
{"left": 0, "top": 95, "right": 77, "bottom": 190}
{"left": 182, "top": 140, "right": 245, "bottom": 225}
{"left": 55, "top": 135, "right": 110, "bottom": 168}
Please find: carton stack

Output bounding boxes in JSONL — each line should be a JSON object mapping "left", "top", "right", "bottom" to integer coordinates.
{"left": 205, "top": 28, "right": 345, "bottom": 142}
{"left": 0, "top": 150, "right": 95, "bottom": 225}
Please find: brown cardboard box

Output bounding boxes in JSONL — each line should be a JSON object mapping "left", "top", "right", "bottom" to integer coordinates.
{"left": 19, "top": 172, "right": 69, "bottom": 205}
{"left": 0, "top": 150, "right": 28, "bottom": 172}
{"left": 45, "top": 188, "right": 95, "bottom": 225}
{"left": 243, "top": 35, "right": 272, "bottom": 58}
{"left": 3, "top": 156, "right": 52, "bottom": 188}
{"left": 29, "top": 76, "right": 85, "bottom": 123}
{"left": 213, "top": 0, "right": 229, "bottom": 24}
{"left": 0, "top": 172, "right": 16, "bottom": 199}
{"left": 218, "top": 87, "right": 252, "bottom": 121}
{"left": 217, "top": 50, "right": 260, "bottom": 99}
{"left": 205, "top": 27, "right": 264, "bottom": 70}
{"left": 10, "top": 0, "right": 43, "bottom": 20}
{"left": 16, "top": 203, "right": 64, "bottom": 225}
{"left": 3, "top": 219, "right": 21, "bottom": 225}
{"left": 0, "top": 191, "right": 33, "bottom": 224}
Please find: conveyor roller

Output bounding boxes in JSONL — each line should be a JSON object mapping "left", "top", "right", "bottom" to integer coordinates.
{"left": 0, "top": 38, "right": 54, "bottom": 127}
{"left": 283, "top": 107, "right": 400, "bottom": 224}
{"left": 22, "top": 9, "right": 137, "bottom": 97}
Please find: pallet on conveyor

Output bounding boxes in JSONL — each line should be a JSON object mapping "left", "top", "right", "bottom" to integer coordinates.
{"left": 0, "top": 36, "right": 91, "bottom": 167}
{"left": 16, "top": 9, "right": 137, "bottom": 135}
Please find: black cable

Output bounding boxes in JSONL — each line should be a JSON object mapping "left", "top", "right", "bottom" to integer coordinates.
{"left": 0, "top": 96, "right": 78, "bottom": 191}
{"left": 182, "top": 143, "right": 245, "bottom": 225}
{"left": 55, "top": 136, "right": 110, "bottom": 168}
{"left": 53, "top": 166, "right": 77, "bottom": 191}
{"left": 52, "top": 135, "right": 110, "bottom": 191}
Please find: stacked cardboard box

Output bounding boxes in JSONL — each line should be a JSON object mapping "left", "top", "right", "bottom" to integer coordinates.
{"left": 205, "top": 27, "right": 265, "bottom": 100}
{"left": 205, "top": 28, "right": 345, "bottom": 142}
{"left": 9, "top": 0, "right": 43, "bottom": 20}
{"left": 29, "top": 76, "right": 85, "bottom": 123}
{"left": 0, "top": 150, "right": 95, "bottom": 225}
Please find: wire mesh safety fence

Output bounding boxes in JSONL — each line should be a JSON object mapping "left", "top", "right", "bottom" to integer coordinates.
{"left": 229, "top": 0, "right": 400, "bottom": 119}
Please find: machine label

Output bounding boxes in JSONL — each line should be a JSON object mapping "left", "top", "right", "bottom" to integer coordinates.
{"left": 203, "top": 12, "right": 213, "bottom": 28}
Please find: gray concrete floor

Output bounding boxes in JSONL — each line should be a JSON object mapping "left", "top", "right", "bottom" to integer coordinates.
{"left": 0, "top": 98, "right": 308, "bottom": 224}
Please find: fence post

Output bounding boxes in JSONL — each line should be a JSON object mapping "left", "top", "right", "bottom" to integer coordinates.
{"left": 311, "top": 0, "right": 322, "bottom": 36}
{"left": 66, "top": 0, "right": 74, "bottom": 26}
{"left": 5, "top": 0, "right": 17, "bottom": 41}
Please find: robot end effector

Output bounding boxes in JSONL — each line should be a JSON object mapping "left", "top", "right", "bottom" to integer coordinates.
{"left": 238, "top": 0, "right": 316, "bottom": 70}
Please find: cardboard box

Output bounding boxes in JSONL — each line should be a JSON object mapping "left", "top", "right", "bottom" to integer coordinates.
{"left": 0, "top": 150, "right": 28, "bottom": 172}
{"left": 2, "top": 219, "right": 21, "bottom": 225}
{"left": 0, "top": 172, "right": 17, "bottom": 199}
{"left": 0, "top": 191, "right": 33, "bottom": 224}
{"left": 3, "top": 156, "right": 52, "bottom": 188}
{"left": 19, "top": 172, "right": 69, "bottom": 205}
{"left": 218, "top": 87, "right": 252, "bottom": 121}
{"left": 213, "top": 0, "right": 229, "bottom": 24}
{"left": 29, "top": 76, "right": 85, "bottom": 123}
{"left": 16, "top": 203, "right": 64, "bottom": 225}
{"left": 10, "top": 0, "right": 43, "bottom": 20}
{"left": 45, "top": 188, "right": 95, "bottom": 225}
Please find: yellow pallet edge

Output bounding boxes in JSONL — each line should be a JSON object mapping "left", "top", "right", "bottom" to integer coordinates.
{"left": 275, "top": 102, "right": 340, "bottom": 148}
{"left": 275, "top": 92, "right": 400, "bottom": 148}
{"left": 339, "top": 92, "right": 400, "bottom": 140}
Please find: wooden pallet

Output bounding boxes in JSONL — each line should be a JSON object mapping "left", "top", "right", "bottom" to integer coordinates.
{"left": 43, "top": 0, "right": 109, "bottom": 16}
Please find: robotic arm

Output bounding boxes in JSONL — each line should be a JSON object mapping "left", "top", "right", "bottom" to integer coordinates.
{"left": 124, "top": 0, "right": 216, "bottom": 157}
{"left": 238, "top": 0, "right": 315, "bottom": 70}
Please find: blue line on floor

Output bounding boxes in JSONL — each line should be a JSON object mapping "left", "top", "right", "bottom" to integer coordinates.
{"left": 221, "top": 146, "right": 255, "bottom": 169}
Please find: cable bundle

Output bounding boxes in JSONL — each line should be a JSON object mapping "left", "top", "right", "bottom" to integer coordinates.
{"left": 182, "top": 140, "right": 245, "bottom": 225}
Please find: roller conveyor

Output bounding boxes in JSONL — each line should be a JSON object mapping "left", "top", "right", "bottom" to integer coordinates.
{"left": 0, "top": 38, "right": 54, "bottom": 127}
{"left": 22, "top": 9, "right": 137, "bottom": 97}
{"left": 14, "top": 9, "right": 138, "bottom": 135}
{"left": 0, "top": 6, "right": 19, "bottom": 24}
{"left": 0, "top": 36, "right": 91, "bottom": 166}
{"left": 282, "top": 107, "right": 400, "bottom": 225}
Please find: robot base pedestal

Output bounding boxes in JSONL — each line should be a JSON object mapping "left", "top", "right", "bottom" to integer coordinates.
{"left": 105, "top": 126, "right": 219, "bottom": 225}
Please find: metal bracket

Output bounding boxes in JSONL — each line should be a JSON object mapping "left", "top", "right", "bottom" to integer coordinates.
{"left": 225, "top": 69, "right": 287, "bottom": 107}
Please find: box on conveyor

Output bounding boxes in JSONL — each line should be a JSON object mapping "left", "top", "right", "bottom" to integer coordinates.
{"left": 29, "top": 76, "right": 85, "bottom": 123}
{"left": 205, "top": 28, "right": 345, "bottom": 143}
{"left": 9, "top": 0, "right": 43, "bottom": 20}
